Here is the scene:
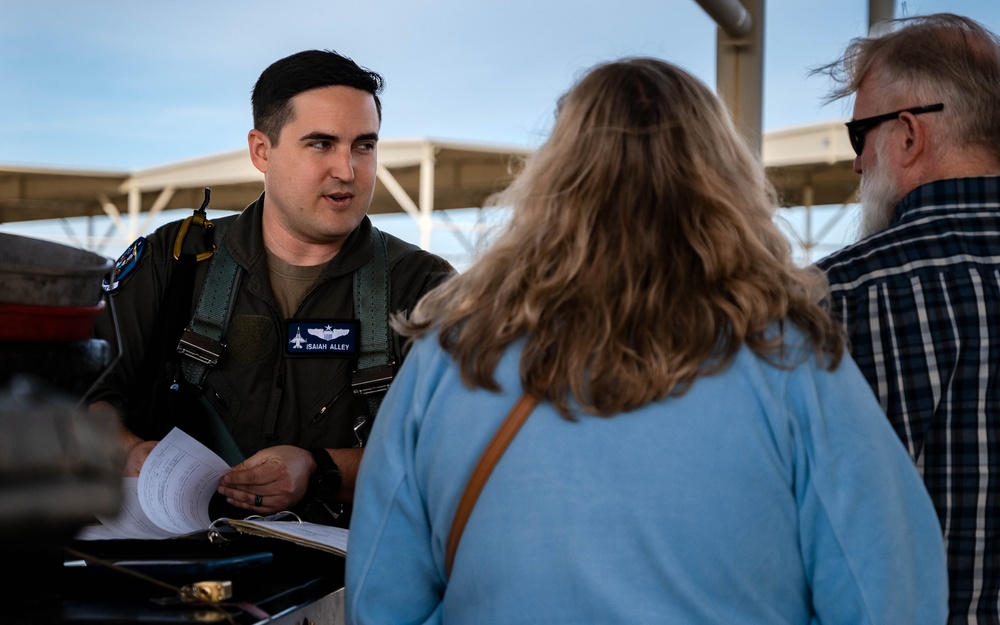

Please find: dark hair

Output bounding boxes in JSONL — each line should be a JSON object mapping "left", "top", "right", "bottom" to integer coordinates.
{"left": 251, "top": 49, "right": 384, "bottom": 144}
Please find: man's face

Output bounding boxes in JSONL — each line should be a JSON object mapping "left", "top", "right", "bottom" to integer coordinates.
{"left": 852, "top": 79, "right": 904, "bottom": 239}
{"left": 253, "top": 85, "right": 380, "bottom": 248}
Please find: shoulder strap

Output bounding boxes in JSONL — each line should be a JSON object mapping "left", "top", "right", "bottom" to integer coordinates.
{"left": 177, "top": 232, "right": 240, "bottom": 388}
{"left": 176, "top": 222, "right": 394, "bottom": 447}
{"left": 162, "top": 194, "right": 246, "bottom": 465}
{"left": 351, "top": 226, "right": 393, "bottom": 443}
{"left": 160, "top": 189, "right": 219, "bottom": 366}
{"left": 167, "top": 188, "right": 237, "bottom": 388}
{"left": 445, "top": 394, "right": 538, "bottom": 577}
{"left": 174, "top": 223, "right": 245, "bottom": 467}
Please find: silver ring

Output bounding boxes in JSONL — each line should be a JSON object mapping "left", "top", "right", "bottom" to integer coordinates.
{"left": 254, "top": 494, "right": 263, "bottom": 507}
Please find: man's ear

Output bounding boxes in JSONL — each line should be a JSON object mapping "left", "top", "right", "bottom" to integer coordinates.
{"left": 248, "top": 129, "right": 270, "bottom": 174}
{"left": 896, "top": 111, "right": 928, "bottom": 168}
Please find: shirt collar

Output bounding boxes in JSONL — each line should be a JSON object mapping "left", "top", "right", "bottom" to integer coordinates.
{"left": 894, "top": 176, "right": 1000, "bottom": 223}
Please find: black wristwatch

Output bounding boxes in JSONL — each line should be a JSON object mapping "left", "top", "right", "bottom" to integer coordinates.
{"left": 306, "top": 448, "right": 343, "bottom": 504}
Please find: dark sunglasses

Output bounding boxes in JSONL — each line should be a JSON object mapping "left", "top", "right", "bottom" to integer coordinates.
{"left": 845, "top": 103, "right": 944, "bottom": 156}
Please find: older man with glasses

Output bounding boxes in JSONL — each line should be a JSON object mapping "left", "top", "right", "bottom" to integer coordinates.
{"left": 814, "top": 13, "right": 1000, "bottom": 625}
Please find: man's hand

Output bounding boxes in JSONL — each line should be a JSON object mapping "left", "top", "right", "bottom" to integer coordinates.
{"left": 123, "top": 440, "right": 157, "bottom": 477}
{"left": 93, "top": 406, "right": 154, "bottom": 478}
{"left": 217, "top": 445, "right": 313, "bottom": 515}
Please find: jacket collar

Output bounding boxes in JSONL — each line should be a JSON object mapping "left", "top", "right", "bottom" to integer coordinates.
{"left": 223, "top": 192, "right": 375, "bottom": 280}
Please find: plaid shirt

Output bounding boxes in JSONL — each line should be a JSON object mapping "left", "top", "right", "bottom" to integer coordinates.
{"left": 817, "top": 176, "right": 1000, "bottom": 625}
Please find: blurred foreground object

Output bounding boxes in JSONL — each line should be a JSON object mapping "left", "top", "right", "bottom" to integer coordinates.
{"left": 0, "top": 231, "right": 115, "bottom": 395}
{"left": 0, "top": 233, "right": 122, "bottom": 615}
{"left": 0, "top": 232, "right": 112, "bottom": 308}
{"left": 0, "top": 376, "right": 122, "bottom": 538}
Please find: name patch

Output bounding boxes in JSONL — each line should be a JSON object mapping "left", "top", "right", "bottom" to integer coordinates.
{"left": 285, "top": 320, "right": 359, "bottom": 357}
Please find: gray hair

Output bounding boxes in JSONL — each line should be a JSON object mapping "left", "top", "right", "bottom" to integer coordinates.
{"left": 813, "top": 13, "right": 1000, "bottom": 162}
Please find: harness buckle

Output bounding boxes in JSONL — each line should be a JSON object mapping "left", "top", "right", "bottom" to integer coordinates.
{"left": 352, "top": 364, "right": 395, "bottom": 397}
{"left": 177, "top": 328, "right": 225, "bottom": 366}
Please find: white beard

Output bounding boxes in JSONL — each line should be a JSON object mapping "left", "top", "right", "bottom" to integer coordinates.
{"left": 857, "top": 149, "right": 901, "bottom": 240}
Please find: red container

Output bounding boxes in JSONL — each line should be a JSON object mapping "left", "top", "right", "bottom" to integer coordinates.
{"left": 0, "top": 300, "right": 106, "bottom": 342}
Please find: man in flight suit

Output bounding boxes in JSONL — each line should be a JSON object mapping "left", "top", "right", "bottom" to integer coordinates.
{"left": 88, "top": 49, "right": 454, "bottom": 526}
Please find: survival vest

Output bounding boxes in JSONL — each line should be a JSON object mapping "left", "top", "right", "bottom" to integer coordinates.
{"left": 165, "top": 188, "right": 394, "bottom": 463}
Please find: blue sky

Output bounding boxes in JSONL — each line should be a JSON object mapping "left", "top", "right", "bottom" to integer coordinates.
{"left": 5, "top": 0, "right": 998, "bottom": 170}
{"left": 2, "top": 1, "right": 999, "bottom": 266}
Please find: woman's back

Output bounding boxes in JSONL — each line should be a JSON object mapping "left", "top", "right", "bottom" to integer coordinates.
{"left": 347, "top": 329, "right": 945, "bottom": 624}
{"left": 344, "top": 57, "right": 947, "bottom": 625}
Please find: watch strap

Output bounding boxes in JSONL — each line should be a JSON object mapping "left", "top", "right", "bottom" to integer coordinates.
{"left": 308, "top": 447, "right": 337, "bottom": 471}
{"left": 306, "top": 447, "right": 342, "bottom": 502}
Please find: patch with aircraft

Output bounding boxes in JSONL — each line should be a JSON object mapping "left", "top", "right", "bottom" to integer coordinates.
{"left": 285, "top": 319, "right": 360, "bottom": 357}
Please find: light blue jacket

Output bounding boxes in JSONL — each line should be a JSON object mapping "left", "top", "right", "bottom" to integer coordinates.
{"left": 346, "top": 329, "right": 948, "bottom": 624}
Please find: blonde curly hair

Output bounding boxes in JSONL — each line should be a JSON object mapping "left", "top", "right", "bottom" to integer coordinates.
{"left": 396, "top": 57, "right": 843, "bottom": 418}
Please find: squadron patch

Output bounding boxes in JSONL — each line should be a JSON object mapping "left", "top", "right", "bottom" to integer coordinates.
{"left": 103, "top": 236, "right": 146, "bottom": 292}
{"left": 285, "top": 319, "right": 360, "bottom": 357}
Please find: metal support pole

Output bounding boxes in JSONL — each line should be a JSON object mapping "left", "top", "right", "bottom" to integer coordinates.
{"left": 868, "top": 0, "right": 894, "bottom": 31}
{"left": 418, "top": 143, "right": 436, "bottom": 251}
{"left": 693, "top": 0, "right": 753, "bottom": 38}
{"left": 711, "top": 0, "right": 765, "bottom": 156}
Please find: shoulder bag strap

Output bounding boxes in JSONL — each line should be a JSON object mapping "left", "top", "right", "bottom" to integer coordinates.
{"left": 445, "top": 393, "right": 538, "bottom": 577}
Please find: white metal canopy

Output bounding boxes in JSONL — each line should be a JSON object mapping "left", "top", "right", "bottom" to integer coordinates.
{"left": 0, "top": 137, "right": 533, "bottom": 251}
{"left": 0, "top": 125, "right": 858, "bottom": 259}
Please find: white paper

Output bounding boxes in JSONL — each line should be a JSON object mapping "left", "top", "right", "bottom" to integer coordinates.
{"left": 137, "top": 428, "right": 230, "bottom": 534}
{"left": 77, "top": 428, "right": 349, "bottom": 556}
{"left": 86, "top": 477, "right": 175, "bottom": 539}
{"left": 82, "top": 427, "right": 230, "bottom": 540}
{"left": 225, "top": 518, "right": 349, "bottom": 556}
